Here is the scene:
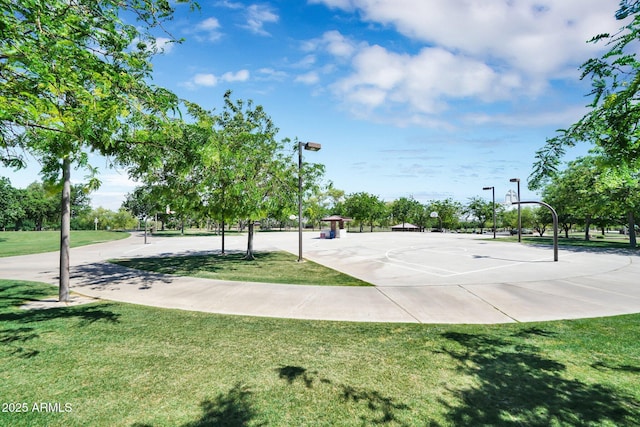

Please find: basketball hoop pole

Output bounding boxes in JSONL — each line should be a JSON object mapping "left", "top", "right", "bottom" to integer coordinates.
{"left": 512, "top": 200, "right": 559, "bottom": 262}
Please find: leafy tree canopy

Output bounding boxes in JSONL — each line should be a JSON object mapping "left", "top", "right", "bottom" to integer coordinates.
{"left": 530, "top": 1, "right": 640, "bottom": 189}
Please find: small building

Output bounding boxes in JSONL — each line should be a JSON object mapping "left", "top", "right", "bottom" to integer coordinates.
{"left": 320, "top": 215, "right": 352, "bottom": 239}
{"left": 391, "top": 223, "right": 420, "bottom": 232}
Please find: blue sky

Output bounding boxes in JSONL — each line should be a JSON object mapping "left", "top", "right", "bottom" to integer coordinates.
{"left": 1, "top": 0, "right": 627, "bottom": 210}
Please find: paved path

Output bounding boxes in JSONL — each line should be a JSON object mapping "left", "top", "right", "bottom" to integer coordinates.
{"left": 2, "top": 231, "right": 639, "bottom": 324}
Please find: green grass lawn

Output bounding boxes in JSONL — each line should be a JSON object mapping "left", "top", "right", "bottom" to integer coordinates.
{"left": 1, "top": 280, "right": 639, "bottom": 426}
{"left": 110, "top": 251, "right": 373, "bottom": 286}
{"left": 0, "top": 231, "right": 130, "bottom": 257}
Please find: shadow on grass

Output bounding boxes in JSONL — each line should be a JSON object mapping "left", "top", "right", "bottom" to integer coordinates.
{"left": 110, "top": 251, "right": 250, "bottom": 278}
{"left": 276, "top": 365, "right": 411, "bottom": 425}
{"left": 132, "top": 383, "right": 262, "bottom": 427}
{"left": 0, "top": 304, "right": 120, "bottom": 326}
{"left": 0, "top": 281, "right": 120, "bottom": 359}
{"left": 0, "top": 305, "right": 120, "bottom": 359}
{"left": 0, "top": 280, "right": 54, "bottom": 308}
{"left": 184, "top": 383, "right": 263, "bottom": 427}
{"left": 437, "top": 328, "right": 639, "bottom": 426}
{"left": 592, "top": 360, "right": 640, "bottom": 374}
{"left": 0, "top": 326, "right": 40, "bottom": 358}
{"left": 71, "top": 261, "right": 173, "bottom": 291}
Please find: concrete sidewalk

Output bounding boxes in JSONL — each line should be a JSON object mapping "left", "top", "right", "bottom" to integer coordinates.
{"left": 2, "top": 231, "right": 639, "bottom": 324}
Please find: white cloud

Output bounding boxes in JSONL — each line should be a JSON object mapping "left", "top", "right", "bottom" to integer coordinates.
{"left": 182, "top": 70, "right": 250, "bottom": 89}
{"left": 221, "top": 69, "right": 250, "bottom": 82}
{"left": 100, "top": 172, "right": 139, "bottom": 189}
{"left": 193, "top": 73, "right": 218, "bottom": 87}
{"left": 195, "top": 17, "right": 223, "bottom": 42}
{"left": 332, "top": 44, "right": 522, "bottom": 114}
{"left": 303, "top": 1, "right": 628, "bottom": 126}
{"left": 296, "top": 71, "right": 320, "bottom": 84}
{"left": 258, "top": 68, "right": 288, "bottom": 81}
{"left": 198, "top": 17, "right": 221, "bottom": 31}
{"left": 295, "top": 54, "right": 317, "bottom": 68}
{"left": 309, "top": 0, "right": 354, "bottom": 10}
{"left": 312, "top": 0, "right": 621, "bottom": 77}
{"left": 90, "top": 172, "right": 139, "bottom": 210}
{"left": 304, "top": 30, "right": 358, "bottom": 58}
{"left": 464, "top": 104, "right": 589, "bottom": 128}
{"left": 243, "top": 4, "right": 279, "bottom": 36}
{"left": 215, "top": 1, "right": 244, "bottom": 10}
{"left": 154, "top": 37, "right": 175, "bottom": 54}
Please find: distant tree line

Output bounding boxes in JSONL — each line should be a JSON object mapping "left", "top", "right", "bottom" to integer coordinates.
{"left": 120, "top": 182, "right": 577, "bottom": 237}
{"left": 0, "top": 177, "right": 137, "bottom": 231}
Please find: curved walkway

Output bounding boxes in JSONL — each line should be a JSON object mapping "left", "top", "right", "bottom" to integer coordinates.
{"left": 2, "top": 231, "right": 639, "bottom": 324}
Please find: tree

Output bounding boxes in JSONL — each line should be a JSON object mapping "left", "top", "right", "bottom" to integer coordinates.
{"left": 501, "top": 207, "right": 535, "bottom": 233}
{"left": 541, "top": 175, "right": 580, "bottom": 239}
{"left": 426, "top": 199, "right": 462, "bottom": 230}
{"left": 302, "top": 183, "right": 343, "bottom": 230}
{"left": 0, "top": 177, "right": 22, "bottom": 230}
{"left": 123, "top": 187, "right": 160, "bottom": 222}
{"left": 391, "top": 197, "right": 421, "bottom": 228}
{"left": 1, "top": 0, "right": 194, "bottom": 300}
{"left": 530, "top": 2, "right": 640, "bottom": 247}
{"left": 20, "top": 182, "right": 59, "bottom": 231}
{"left": 206, "top": 92, "right": 308, "bottom": 260}
{"left": 111, "top": 209, "right": 138, "bottom": 231}
{"left": 541, "top": 155, "right": 639, "bottom": 240}
{"left": 532, "top": 207, "right": 550, "bottom": 236}
{"left": 595, "top": 162, "right": 640, "bottom": 240}
{"left": 343, "top": 192, "right": 387, "bottom": 232}
{"left": 412, "top": 204, "right": 430, "bottom": 232}
{"left": 541, "top": 157, "right": 605, "bottom": 239}
{"left": 465, "top": 197, "right": 494, "bottom": 232}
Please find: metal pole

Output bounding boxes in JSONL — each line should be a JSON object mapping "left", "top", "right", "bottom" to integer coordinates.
{"left": 492, "top": 187, "right": 496, "bottom": 239}
{"left": 483, "top": 186, "right": 496, "bottom": 239}
{"left": 298, "top": 142, "right": 303, "bottom": 262}
{"left": 516, "top": 180, "right": 521, "bottom": 242}
{"left": 510, "top": 178, "right": 521, "bottom": 242}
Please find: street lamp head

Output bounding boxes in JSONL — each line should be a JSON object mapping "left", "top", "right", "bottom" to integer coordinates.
{"left": 509, "top": 178, "right": 520, "bottom": 183}
{"left": 304, "top": 142, "right": 321, "bottom": 151}
{"left": 482, "top": 186, "right": 493, "bottom": 190}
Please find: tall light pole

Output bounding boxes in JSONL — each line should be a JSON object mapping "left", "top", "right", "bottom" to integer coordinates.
{"left": 510, "top": 178, "right": 521, "bottom": 242}
{"left": 482, "top": 186, "right": 496, "bottom": 239}
{"left": 298, "top": 141, "right": 321, "bottom": 262}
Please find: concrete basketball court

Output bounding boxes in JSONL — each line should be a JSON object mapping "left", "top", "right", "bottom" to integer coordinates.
{"left": 2, "top": 231, "right": 639, "bottom": 324}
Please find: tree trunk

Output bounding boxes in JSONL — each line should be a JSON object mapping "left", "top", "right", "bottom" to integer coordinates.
{"left": 59, "top": 157, "right": 71, "bottom": 302}
{"left": 244, "top": 220, "right": 255, "bottom": 260}
{"left": 221, "top": 220, "right": 226, "bottom": 255}
{"left": 629, "top": 211, "right": 637, "bottom": 248}
{"left": 584, "top": 215, "right": 591, "bottom": 241}
{"left": 143, "top": 216, "right": 148, "bottom": 244}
